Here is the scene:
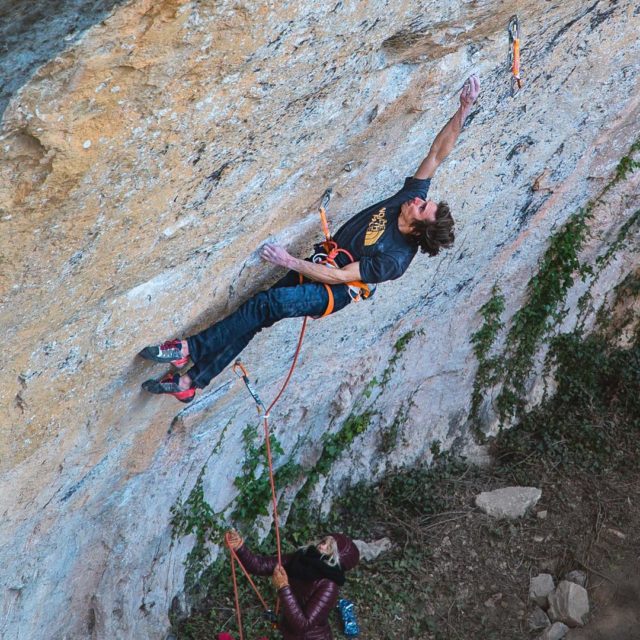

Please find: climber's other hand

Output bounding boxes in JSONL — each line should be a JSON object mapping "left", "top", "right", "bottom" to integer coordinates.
{"left": 226, "top": 529, "right": 244, "bottom": 550}
{"left": 261, "top": 243, "right": 294, "bottom": 269}
{"left": 460, "top": 74, "right": 480, "bottom": 110}
{"left": 272, "top": 565, "right": 289, "bottom": 590}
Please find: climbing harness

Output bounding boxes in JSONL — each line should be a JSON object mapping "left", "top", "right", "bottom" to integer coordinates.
{"left": 308, "top": 188, "right": 374, "bottom": 316}
{"left": 508, "top": 15, "right": 523, "bottom": 96}
{"left": 225, "top": 191, "right": 372, "bottom": 638}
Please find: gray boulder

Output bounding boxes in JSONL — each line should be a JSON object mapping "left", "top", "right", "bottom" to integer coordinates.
{"left": 529, "top": 573, "right": 555, "bottom": 607}
{"left": 529, "top": 606, "right": 551, "bottom": 630}
{"left": 564, "top": 570, "right": 587, "bottom": 588}
{"left": 548, "top": 580, "right": 589, "bottom": 626}
{"left": 475, "top": 486, "right": 542, "bottom": 519}
{"left": 537, "top": 621, "right": 569, "bottom": 640}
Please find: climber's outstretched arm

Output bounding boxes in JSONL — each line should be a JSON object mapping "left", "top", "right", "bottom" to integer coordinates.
{"left": 261, "top": 243, "right": 362, "bottom": 284}
{"left": 414, "top": 74, "right": 480, "bottom": 180}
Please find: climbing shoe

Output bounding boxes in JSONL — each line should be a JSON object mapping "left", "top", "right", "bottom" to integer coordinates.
{"left": 138, "top": 339, "right": 189, "bottom": 367}
{"left": 142, "top": 373, "right": 196, "bottom": 403}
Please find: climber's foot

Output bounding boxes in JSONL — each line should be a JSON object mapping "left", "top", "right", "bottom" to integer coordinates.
{"left": 138, "top": 339, "right": 189, "bottom": 367}
{"left": 142, "top": 373, "right": 196, "bottom": 403}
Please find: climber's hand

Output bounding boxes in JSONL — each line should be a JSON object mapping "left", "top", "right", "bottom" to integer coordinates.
{"left": 226, "top": 529, "right": 244, "bottom": 551}
{"left": 272, "top": 565, "right": 289, "bottom": 590}
{"left": 261, "top": 243, "right": 294, "bottom": 269}
{"left": 460, "top": 74, "right": 480, "bottom": 111}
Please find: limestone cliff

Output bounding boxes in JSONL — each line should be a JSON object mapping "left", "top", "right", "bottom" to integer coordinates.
{"left": 0, "top": 1, "right": 638, "bottom": 638}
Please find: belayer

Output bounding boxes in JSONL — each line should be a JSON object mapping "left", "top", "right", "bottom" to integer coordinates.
{"left": 140, "top": 75, "right": 481, "bottom": 402}
{"left": 225, "top": 529, "right": 360, "bottom": 640}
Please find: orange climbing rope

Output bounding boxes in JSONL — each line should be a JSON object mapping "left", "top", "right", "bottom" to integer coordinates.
{"left": 228, "top": 352, "right": 303, "bottom": 639}
{"left": 231, "top": 316, "right": 307, "bottom": 564}
{"left": 225, "top": 191, "right": 369, "bottom": 638}
{"left": 228, "top": 308, "right": 308, "bottom": 638}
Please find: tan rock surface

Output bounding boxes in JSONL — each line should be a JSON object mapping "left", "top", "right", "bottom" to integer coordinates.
{"left": 1, "top": 1, "right": 639, "bottom": 638}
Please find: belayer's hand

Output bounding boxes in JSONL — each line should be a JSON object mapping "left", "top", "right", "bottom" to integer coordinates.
{"left": 226, "top": 529, "right": 244, "bottom": 551}
{"left": 261, "top": 243, "right": 294, "bottom": 269}
{"left": 460, "top": 74, "right": 480, "bottom": 111}
{"left": 272, "top": 564, "right": 289, "bottom": 590}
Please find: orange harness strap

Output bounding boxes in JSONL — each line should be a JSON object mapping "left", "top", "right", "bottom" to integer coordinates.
{"left": 297, "top": 270, "right": 335, "bottom": 317}
{"left": 307, "top": 207, "right": 371, "bottom": 317}
{"left": 322, "top": 284, "right": 335, "bottom": 317}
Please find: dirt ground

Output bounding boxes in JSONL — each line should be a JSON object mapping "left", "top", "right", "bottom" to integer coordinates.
{"left": 174, "top": 462, "right": 640, "bottom": 640}
{"left": 566, "top": 549, "right": 640, "bottom": 640}
{"left": 328, "top": 458, "right": 640, "bottom": 640}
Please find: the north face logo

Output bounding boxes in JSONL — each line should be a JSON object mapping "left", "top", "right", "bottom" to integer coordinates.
{"left": 364, "top": 207, "right": 387, "bottom": 246}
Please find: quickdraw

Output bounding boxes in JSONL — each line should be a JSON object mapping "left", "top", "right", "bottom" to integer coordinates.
{"left": 508, "top": 15, "right": 523, "bottom": 96}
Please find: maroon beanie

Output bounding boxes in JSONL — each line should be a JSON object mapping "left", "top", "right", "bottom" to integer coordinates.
{"left": 328, "top": 533, "right": 360, "bottom": 571}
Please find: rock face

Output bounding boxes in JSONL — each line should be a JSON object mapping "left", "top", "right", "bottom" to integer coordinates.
{"left": 476, "top": 487, "right": 542, "bottom": 519}
{"left": 1, "top": 1, "right": 639, "bottom": 639}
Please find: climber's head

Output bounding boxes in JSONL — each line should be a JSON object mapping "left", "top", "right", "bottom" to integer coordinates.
{"left": 314, "top": 535, "right": 340, "bottom": 567}
{"left": 304, "top": 533, "right": 360, "bottom": 570}
{"left": 325, "top": 533, "right": 360, "bottom": 570}
{"left": 400, "top": 197, "right": 455, "bottom": 256}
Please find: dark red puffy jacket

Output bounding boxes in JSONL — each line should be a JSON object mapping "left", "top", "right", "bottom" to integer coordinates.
{"left": 235, "top": 534, "right": 360, "bottom": 640}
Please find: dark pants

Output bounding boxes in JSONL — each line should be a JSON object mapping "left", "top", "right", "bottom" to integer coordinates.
{"left": 186, "top": 271, "right": 352, "bottom": 388}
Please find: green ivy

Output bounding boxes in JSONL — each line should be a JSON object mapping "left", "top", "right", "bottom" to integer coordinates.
{"left": 612, "top": 138, "right": 640, "bottom": 182}
{"left": 495, "top": 207, "right": 594, "bottom": 420}
{"left": 469, "top": 286, "right": 506, "bottom": 433}
{"left": 381, "top": 330, "right": 418, "bottom": 386}
{"left": 232, "top": 423, "right": 303, "bottom": 527}
{"left": 315, "top": 410, "right": 374, "bottom": 476}
{"left": 170, "top": 466, "right": 225, "bottom": 593}
{"left": 470, "top": 136, "right": 640, "bottom": 428}
{"left": 493, "top": 328, "right": 640, "bottom": 475}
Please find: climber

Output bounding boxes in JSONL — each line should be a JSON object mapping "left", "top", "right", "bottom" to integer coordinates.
{"left": 226, "top": 529, "right": 360, "bottom": 640}
{"left": 139, "top": 75, "right": 481, "bottom": 402}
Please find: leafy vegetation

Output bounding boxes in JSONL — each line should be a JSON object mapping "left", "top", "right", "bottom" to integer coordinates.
{"left": 231, "top": 424, "right": 302, "bottom": 527}
{"left": 170, "top": 466, "right": 225, "bottom": 594}
{"left": 495, "top": 208, "right": 594, "bottom": 420}
{"left": 381, "top": 330, "right": 418, "bottom": 386}
{"left": 314, "top": 411, "right": 374, "bottom": 476}
{"left": 470, "top": 137, "right": 640, "bottom": 427}
{"left": 493, "top": 328, "right": 640, "bottom": 475}
{"left": 469, "top": 286, "right": 505, "bottom": 433}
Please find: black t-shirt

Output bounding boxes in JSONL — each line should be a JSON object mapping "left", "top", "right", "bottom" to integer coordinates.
{"left": 315, "top": 176, "right": 431, "bottom": 284}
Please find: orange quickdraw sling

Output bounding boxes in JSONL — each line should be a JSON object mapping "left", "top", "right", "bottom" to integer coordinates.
{"left": 508, "top": 15, "right": 523, "bottom": 96}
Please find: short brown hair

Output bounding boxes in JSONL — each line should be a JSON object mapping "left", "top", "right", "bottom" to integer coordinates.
{"left": 409, "top": 201, "right": 455, "bottom": 256}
